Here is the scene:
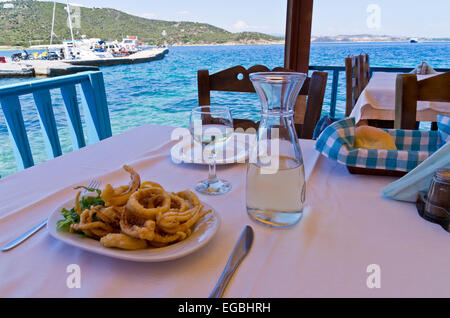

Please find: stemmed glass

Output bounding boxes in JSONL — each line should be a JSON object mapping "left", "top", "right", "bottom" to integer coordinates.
{"left": 190, "top": 106, "right": 233, "bottom": 195}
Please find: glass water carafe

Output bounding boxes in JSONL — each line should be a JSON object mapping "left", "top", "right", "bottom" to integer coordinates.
{"left": 246, "top": 72, "right": 307, "bottom": 228}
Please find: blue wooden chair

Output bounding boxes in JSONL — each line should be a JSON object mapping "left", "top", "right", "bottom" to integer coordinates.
{"left": 0, "top": 71, "right": 112, "bottom": 171}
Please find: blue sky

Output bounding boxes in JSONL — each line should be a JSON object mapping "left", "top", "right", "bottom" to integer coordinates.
{"left": 41, "top": 0, "right": 449, "bottom": 37}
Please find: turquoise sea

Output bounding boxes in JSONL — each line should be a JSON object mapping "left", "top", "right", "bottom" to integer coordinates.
{"left": 0, "top": 42, "right": 449, "bottom": 176}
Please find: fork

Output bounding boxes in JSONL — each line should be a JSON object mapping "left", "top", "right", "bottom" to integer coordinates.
{"left": 1, "top": 179, "right": 101, "bottom": 252}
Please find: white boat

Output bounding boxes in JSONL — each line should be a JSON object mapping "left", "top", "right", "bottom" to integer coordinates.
{"left": 120, "top": 37, "right": 140, "bottom": 53}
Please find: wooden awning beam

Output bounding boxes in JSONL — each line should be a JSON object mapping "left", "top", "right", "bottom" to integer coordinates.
{"left": 284, "top": 0, "right": 314, "bottom": 73}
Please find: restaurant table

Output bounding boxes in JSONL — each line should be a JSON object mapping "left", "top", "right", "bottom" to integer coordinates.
{"left": 1, "top": 124, "right": 450, "bottom": 298}
{"left": 350, "top": 72, "right": 450, "bottom": 124}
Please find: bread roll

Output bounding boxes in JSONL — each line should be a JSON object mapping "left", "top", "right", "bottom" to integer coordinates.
{"left": 354, "top": 126, "right": 397, "bottom": 150}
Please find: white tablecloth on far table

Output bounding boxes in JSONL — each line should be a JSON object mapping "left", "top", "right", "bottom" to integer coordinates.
{"left": 350, "top": 72, "right": 450, "bottom": 123}
{"left": 1, "top": 124, "right": 450, "bottom": 298}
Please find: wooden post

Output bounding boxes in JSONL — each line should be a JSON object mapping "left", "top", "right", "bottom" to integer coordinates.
{"left": 284, "top": 0, "right": 314, "bottom": 73}
{"left": 197, "top": 70, "right": 211, "bottom": 106}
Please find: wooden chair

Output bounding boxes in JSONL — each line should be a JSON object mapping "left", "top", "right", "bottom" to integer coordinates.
{"left": 197, "top": 65, "right": 328, "bottom": 139}
{"left": 395, "top": 72, "right": 450, "bottom": 129}
{"left": 345, "top": 53, "right": 370, "bottom": 117}
{"left": 359, "top": 53, "right": 371, "bottom": 91}
{"left": 345, "top": 55, "right": 361, "bottom": 117}
{"left": 346, "top": 54, "right": 395, "bottom": 128}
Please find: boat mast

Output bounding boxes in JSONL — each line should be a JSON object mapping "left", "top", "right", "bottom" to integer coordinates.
{"left": 50, "top": 1, "right": 56, "bottom": 45}
{"left": 66, "top": 0, "right": 76, "bottom": 46}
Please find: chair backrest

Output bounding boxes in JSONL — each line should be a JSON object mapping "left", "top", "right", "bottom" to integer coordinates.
{"left": 197, "top": 65, "right": 328, "bottom": 139}
{"left": 359, "top": 53, "right": 370, "bottom": 91}
{"left": 395, "top": 72, "right": 450, "bottom": 129}
{"left": 345, "top": 55, "right": 361, "bottom": 117}
{"left": 345, "top": 53, "right": 371, "bottom": 117}
{"left": 0, "top": 71, "right": 112, "bottom": 170}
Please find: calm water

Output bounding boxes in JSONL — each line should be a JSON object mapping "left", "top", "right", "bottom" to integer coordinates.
{"left": 0, "top": 42, "right": 449, "bottom": 176}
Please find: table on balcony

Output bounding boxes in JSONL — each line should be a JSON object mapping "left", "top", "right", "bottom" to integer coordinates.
{"left": 1, "top": 124, "right": 450, "bottom": 297}
{"left": 350, "top": 72, "right": 450, "bottom": 124}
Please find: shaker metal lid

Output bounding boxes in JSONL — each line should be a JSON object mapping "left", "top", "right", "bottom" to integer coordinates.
{"left": 435, "top": 169, "right": 450, "bottom": 183}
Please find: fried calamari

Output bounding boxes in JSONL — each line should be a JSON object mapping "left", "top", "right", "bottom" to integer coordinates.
{"left": 66, "top": 165, "right": 212, "bottom": 250}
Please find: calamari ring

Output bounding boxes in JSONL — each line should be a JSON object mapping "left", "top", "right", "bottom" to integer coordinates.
{"left": 122, "top": 165, "right": 141, "bottom": 194}
{"left": 150, "top": 230, "right": 187, "bottom": 244}
{"left": 101, "top": 184, "right": 129, "bottom": 207}
{"left": 71, "top": 207, "right": 116, "bottom": 238}
{"left": 168, "top": 193, "right": 190, "bottom": 212}
{"left": 175, "top": 190, "right": 200, "bottom": 208}
{"left": 71, "top": 221, "right": 115, "bottom": 239}
{"left": 157, "top": 206, "right": 211, "bottom": 234}
{"left": 79, "top": 208, "right": 96, "bottom": 224}
{"left": 141, "top": 181, "right": 164, "bottom": 190}
{"left": 95, "top": 206, "right": 122, "bottom": 229}
{"left": 126, "top": 187, "right": 170, "bottom": 220}
{"left": 156, "top": 205, "right": 200, "bottom": 230}
{"left": 101, "top": 165, "right": 141, "bottom": 206}
{"left": 146, "top": 195, "right": 167, "bottom": 209}
{"left": 120, "top": 206, "right": 156, "bottom": 241}
{"left": 100, "top": 233, "right": 148, "bottom": 250}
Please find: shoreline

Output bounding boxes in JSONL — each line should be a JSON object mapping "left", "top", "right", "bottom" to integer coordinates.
{"left": 1, "top": 40, "right": 450, "bottom": 51}
{"left": 0, "top": 46, "right": 26, "bottom": 50}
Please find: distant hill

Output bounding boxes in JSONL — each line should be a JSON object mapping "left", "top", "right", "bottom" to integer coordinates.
{"left": 0, "top": 0, "right": 283, "bottom": 47}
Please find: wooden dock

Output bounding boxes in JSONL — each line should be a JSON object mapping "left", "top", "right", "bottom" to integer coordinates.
{"left": 0, "top": 48, "right": 169, "bottom": 78}
{"left": 23, "top": 60, "right": 98, "bottom": 77}
{"left": 0, "top": 64, "right": 35, "bottom": 78}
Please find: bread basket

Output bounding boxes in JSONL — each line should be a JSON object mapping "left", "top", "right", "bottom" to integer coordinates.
{"left": 315, "top": 117, "right": 448, "bottom": 176}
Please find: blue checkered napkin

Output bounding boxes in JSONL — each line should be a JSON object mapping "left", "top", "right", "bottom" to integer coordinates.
{"left": 315, "top": 118, "right": 441, "bottom": 172}
{"left": 437, "top": 115, "right": 450, "bottom": 144}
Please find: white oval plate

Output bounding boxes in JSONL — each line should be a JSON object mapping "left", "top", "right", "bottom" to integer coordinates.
{"left": 47, "top": 199, "right": 220, "bottom": 262}
{"left": 171, "top": 133, "right": 249, "bottom": 165}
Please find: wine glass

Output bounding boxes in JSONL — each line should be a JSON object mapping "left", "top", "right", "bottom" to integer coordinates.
{"left": 190, "top": 106, "right": 233, "bottom": 195}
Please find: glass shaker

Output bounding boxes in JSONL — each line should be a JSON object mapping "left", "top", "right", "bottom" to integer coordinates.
{"left": 246, "top": 72, "right": 307, "bottom": 228}
{"left": 425, "top": 169, "right": 450, "bottom": 220}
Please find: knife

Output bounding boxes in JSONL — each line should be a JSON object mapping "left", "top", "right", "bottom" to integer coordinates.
{"left": 209, "top": 225, "right": 254, "bottom": 298}
{"left": 1, "top": 218, "right": 48, "bottom": 252}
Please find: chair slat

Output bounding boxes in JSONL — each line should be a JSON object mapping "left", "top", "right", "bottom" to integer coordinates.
{"left": 345, "top": 54, "right": 371, "bottom": 117}
{"left": 359, "top": 53, "right": 370, "bottom": 90}
{"left": 0, "top": 95, "right": 34, "bottom": 170}
{"left": 197, "top": 70, "right": 211, "bottom": 106}
{"left": 33, "top": 89, "right": 62, "bottom": 159}
{"left": 80, "top": 72, "right": 112, "bottom": 144}
{"left": 301, "top": 71, "right": 328, "bottom": 139}
{"left": 395, "top": 72, "right": 450, "bottom": 129}
{"left": 60, "top": 84, "right": 86, "bottom": 149}
{"left": 418, "top": 72, "right": 450, "bottom": 102}
{"left": 330, "top": 70, "right": 340, "bottom": 117}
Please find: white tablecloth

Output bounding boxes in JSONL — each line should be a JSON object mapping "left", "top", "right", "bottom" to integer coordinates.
{"left": 1, "top": 124, "right": 450, "bottom": 298}
{"left": 350, "top": 72, "right": 450, "bottom": 123}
